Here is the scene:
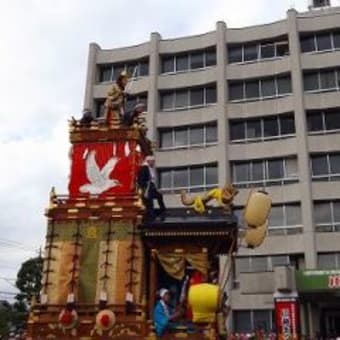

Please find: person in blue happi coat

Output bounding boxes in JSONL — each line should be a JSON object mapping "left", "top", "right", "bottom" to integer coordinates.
{"left": 153, "top": 288, "right": 183, "bottom": 337}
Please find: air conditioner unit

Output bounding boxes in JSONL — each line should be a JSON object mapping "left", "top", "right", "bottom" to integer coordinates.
{"left": 274, "top": 266, "right": 296, "bottom": 292}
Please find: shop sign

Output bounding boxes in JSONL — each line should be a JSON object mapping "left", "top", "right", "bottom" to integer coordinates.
{"left": 296, "top": 270, "right": 340, "bottom": 292}
{"left": 275, "top": 297, "right": 300, "bottom": 340}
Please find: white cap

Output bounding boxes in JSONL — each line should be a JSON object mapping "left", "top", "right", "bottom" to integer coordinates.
{"left": 159, "top": 288, "right": 169, "bottom": 298}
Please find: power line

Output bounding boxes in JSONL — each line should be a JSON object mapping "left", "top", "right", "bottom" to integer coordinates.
{"left": 0, "top": 291, "right": 16, "bottom": 296}
{"left": 0, "top": 264, "right": 18, "bottom": 270}
{"left": 0, "top": 237, "right": 40, "bottom": 252}
{"left": 0, "top": 237, "right": 37, "bottom": 248}
{"left": 0, "top": 277, "right": 17, "bottom": 289}
{"left": 0, "top": 241, "right": 39, "bottom": 253}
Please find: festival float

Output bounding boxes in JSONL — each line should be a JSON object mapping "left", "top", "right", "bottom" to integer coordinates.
{"left": 26, "top": 72, "right": 271, "bottom": 339}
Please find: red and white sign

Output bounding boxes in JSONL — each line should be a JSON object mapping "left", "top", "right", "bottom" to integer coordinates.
{"left": 68, "top": 141, "right": 142, "bottom": 197}
{"left": 328, "top": 275, "right": 340, "bottom": 288}
{"left": 275, "top": 297, "right": 300, "bottom": 340}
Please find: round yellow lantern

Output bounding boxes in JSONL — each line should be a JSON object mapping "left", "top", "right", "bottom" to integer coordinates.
{"left": 244, "top": 220, "right": 268, "bottom": 248}
{"left": 188, "top": 283, "right": 219, "bottom": 323}
{"left": 244, "top": 190, "right": 271, "bottom": 227}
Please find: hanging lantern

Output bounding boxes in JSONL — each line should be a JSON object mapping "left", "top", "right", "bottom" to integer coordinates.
{"left": 188, "top": 284, "right": 219, "bottom": 323}
{"left": 244, "top": 191, "right": 271, "bottom": 227}
{"left": 58, "top": 308, "right": 78, "bottom": 330}
{"left": 244, "top": 220, "right": 268, "bottom": 248}
{"left": 95, "top": 309, "right": 116, "bottom": 331}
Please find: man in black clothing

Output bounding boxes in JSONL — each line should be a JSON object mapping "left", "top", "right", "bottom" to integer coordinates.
{"left": 137, "top": 155, "right": 166, "bottom": 220}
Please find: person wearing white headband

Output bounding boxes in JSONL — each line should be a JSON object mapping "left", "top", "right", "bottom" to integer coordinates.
{"left": 137, "top": 155, "right": 166, "bottom": 221}
{"left": 153, "top": 288, "right": 182, "bottom": 337}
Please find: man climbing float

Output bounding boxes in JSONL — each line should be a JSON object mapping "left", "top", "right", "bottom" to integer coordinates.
{"left": 137, "top": 155, "right": 166, "bottom": 221}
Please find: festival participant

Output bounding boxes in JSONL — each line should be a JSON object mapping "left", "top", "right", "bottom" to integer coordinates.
{"left": 153, "top": 289, "right": 182, "bottom": 337}
{"left": 122, "top": 101, "right": 146, "bottom": 126}
{"left": 104, "top": 71, "right": 129, "bottom": 124}
{"left": 137, "top": 155, "right": 166, "bottom": 220}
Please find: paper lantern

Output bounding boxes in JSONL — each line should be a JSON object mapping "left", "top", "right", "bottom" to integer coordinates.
{"left": 244, "top": 191, "right": 271, "bottom": 227}
{"left": 188, "top": 283, "right": 219, "bottom": 323}
{"left": 95, "top": 309, "right": 116, "bottom": 331}
{"left": 58, "top": 309, "right": 78, "bottom": 329}
{"left": 244, "top": 220, "right": 268, "bottom": 248}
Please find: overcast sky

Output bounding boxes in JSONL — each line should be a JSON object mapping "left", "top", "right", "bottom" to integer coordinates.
{"left": 0, "top": 0, "right": 339, "bottom": 297}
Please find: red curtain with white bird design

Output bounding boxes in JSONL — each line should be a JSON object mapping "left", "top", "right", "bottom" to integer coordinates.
{"left": 68, "top": 141, "right": 142, "bottom": 197}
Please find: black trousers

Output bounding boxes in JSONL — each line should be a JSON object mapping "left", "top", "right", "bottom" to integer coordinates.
{"left": 143, "top": 183, "right": 166, "bottom": 219}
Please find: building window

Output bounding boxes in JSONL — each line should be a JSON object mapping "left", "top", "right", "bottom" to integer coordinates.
{"left": 232, "top": 157, "right": 298, "bottom": 188}
{"left": 160, "top": 47, "right": 216, "bottom": 74}
{"left": 159, "top": 123, "right": 217, "bottom": 150}
{"left": 162, "top": 57, "right": 174, "bottom": 74}
{"left": 94, "top": 93, "right": 147, "bottom": 118}
{"left": 158, "top": 163, "right": 218, "bottom": 193}
{"left": 303, "top": 68, "right": 340, "bottom": 93}
{"left": 99, "top": 65, "right": 113, "bottom": 82}
{"left": 234, "top": 310, "right": 253, "bottom": 333}
{"left": 97, "top": 58, "right": 149, "bottom": 83}
{"left": 229, "top": 74, "right": 292, "bottom": 102}
{"left": 311, "top": 153, "right": 340, "bottom": 181}
{"left": 314, "top": 201, "right": 340, "bottom": 232}
{"left": 307, "top": 108, "right": 340, "bottom": 133}
{"left": 94, "top": 99, "right": 105, "bottom": 118}
{"left": 190, "top": 51, "right": 204, "bottom": 69}
{"left": 269, "top": 203, "right": 302, "bottom": 235}
{"left": 318, "top": 253, "right": 340, "bottom": 269}
{"left": 159, "top": 84, "right": 217, "bottom": 111}
{"left": 241, "top": 310, "right": 274, "bottom": 334}
{"left": 228, "top": 38, "right": 289, "bottom": 64}
{"left": 300, "top": 30, "right": 340, "bottom": 53}
{"left": 230, "top": 113, "right": 295, "bottom": 143}
{"left": 176, "top": 54, "right": 189, "bottom": 72}
{"left": 125, "top": 93, "right": 148, "bottom": 114}
{"left": 228, "top": 46, "right": 243, "bottom": 64}
{"left": 234, "top": 255, "right": 296, "bottom": 279}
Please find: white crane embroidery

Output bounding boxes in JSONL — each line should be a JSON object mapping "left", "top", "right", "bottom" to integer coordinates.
{"left": 80, "top": 150, "right": 120, "bottom": 195}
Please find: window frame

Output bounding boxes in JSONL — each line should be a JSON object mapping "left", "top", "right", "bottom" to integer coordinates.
{"left": 160, "top": 84, "right": 217, "bottom": 111}
{"left": 314, "top": 200, "right": 340, "bottom": 232}
{"left": 158, "top": 123, "right": 218, "bottom": 150}
{"left": 97, "top": 59, "right": 149, "bottom": 83}
{"left": 311, "top": 152, "right": 340, "bottom": 181}
{"left": 304, "top": 68, "right": 340, "bottom": 94}
{"left": 317, "top": 252, "right": 340, "bottom": 269}
{"left": 229, "top": 114, "right": 296, "bottom": 143}
{"left": 232, "top": 157, "right": 299, "bottom": 188}
{"left": 158, "top": 163, "right": 218, "bottom": 193}
{"left": 233, "top": 309, "right": 275, "bottom": 334}
{"left": 160, "top": 47, "right": 217, "bottom": 75}
{"left": 228, "top": 38, "right": 290, "bottom": 65}
{"left": 300, "top": 30, "right": 340, "bottom": 55}
{"left": 229, "top": 74, "right": 292, "bottom": 103}
{"left": 268, "top": 203, "right": 303, "bottom": 235}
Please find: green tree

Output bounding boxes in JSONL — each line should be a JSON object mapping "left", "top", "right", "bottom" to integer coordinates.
{"left": 15, "top": 256, "right": 43, "bottom": 307}
{"left": 0, "top": 302, "right": 11, "bottom": 338}
{"left": 12, "top": 256, "right": 43, "bottom": 330}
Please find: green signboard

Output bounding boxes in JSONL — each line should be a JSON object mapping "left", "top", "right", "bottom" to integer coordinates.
{"left": 296, "top": 270, "right": 340, "bottom": 292}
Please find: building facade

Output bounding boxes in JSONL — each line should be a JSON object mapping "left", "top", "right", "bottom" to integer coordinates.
{"left": 84, "top": 5, "right": 340, "bottom": 337}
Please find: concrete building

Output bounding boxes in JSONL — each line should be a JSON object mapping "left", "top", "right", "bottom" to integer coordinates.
{"left": 83, "top": 3, "right": 340, "bottom": 337}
